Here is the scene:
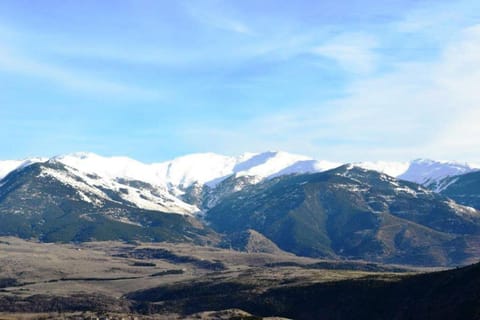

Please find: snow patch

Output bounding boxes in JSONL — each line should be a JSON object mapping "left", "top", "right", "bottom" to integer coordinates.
{"left": 445, "top": 199, "right": 479, "bottom": 217}
{"left": 333, "top": 183, "right": 369, "bottom": 193}
{"left": 41, "top": 164, "right": 198, "bottom": 215}
{"left": 394, "top": 186, "right": 418, "bottom": 197}
{"left": 107, "top": 215, "right": 143, "bottom": 227}
{"left": 434, "top": 177, "right": 459, "bottom": 193}
{"left": 39, "top": 167, "right": 110, "bottom": 202}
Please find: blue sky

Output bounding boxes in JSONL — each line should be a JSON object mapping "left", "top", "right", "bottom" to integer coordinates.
{"left": 1, "top": 0, "right": 480, "bottom": 162}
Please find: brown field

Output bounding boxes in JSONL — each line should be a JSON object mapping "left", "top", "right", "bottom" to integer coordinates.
{"left": 0, "top": 237, "right": 433, "bottom": 319}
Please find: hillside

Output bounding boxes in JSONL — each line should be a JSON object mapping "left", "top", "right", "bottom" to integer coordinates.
{"left": 440, "top": 171, "right": 480, "bottom": 210}
{"left": 0, "top": 161, "right": 215, "bottom": 243}
{"left": 206, "top": 165, "right": 480, "bottom": 266}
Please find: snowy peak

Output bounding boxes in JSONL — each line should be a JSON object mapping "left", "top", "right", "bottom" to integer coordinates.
{"left": 354, "top": 159, "right": 478, "bottom": 187}
{"left": 354, "top": 161, "right": 410, "bottom": 177}
{"left": 53, "top": 152, "right": 164, "bottom": 187}
{"left": 232, "top": 151, "right": 280, "bottom": 173}
{"left": 152, "top": 152, "right": 240, "bottom": 188}
{"left": 0, "top": 158, "right": 47, "bottom": 180}
{"left": 153, "top": 151, "right": 339, "bottom": 190}
{"left": 270, "top": 159, "right": 340, "bottom": 178}
{"left": 398, "top": 159, "right": 477, "bottom": 186}
{"left": 235, "top": 151, "right": 315, "bottom": 178}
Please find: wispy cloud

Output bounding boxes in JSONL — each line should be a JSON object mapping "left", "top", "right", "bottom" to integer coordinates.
{"left": 0, "top": 18, "right": 162, "bottom": 100}
{"left": 393, "top": 0, "right": 479, "bottom": 35}
{"left": 183, "top": 1, "right": 252, "bottom": 35}
{"left": 425, "top": 25, "right": 480, "bottom": 158}
{"left": 178, "top": 21, "right": 480, "bottom": 162}
{"left": 312, "top": 33, "right": 379, "bottom": 74}
{"left": 0, "top": 34, "right": 161, "bottom": 100}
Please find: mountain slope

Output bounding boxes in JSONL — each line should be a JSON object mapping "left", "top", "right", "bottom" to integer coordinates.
{"left": 222, "top": 229, "right": 285, "bottom": 254}
{"left": 0, "top": 161, "right": 216, "bottom": 243}
{"left": 440, "top": 171, "right": 480, "bottom": 210}
{"left": 50, "top": 157, "right": 198, "bottom": 214}
{"left": 253, "top": 260, "right": 480, "bottom": 320}
{"left": 206, "top": 165, "right": 480, "bottom": 266}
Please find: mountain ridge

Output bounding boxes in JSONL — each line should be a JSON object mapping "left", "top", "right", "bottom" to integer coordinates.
{"left": 2, "top": 151, "right": 478, "bottom": 221}
{"left": 2, "top": 151, "right": 478, "bottom": 190}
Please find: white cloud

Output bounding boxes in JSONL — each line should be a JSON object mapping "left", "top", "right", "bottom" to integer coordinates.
{"left": 425, "top": 25, "right": 480, "bottom": 157}
{"left": 313, "top": 24, "right": 480, "bottom": 161}
{"left": 0, "top": 42, "right": 161, "bottom": 100}
{"left": 312, "top": 33, "right": 379, "bottom": 74}
{"left": 183, "top": 1, "right": 252, "bottom": 35}
{"left": 180, "top": 23, "right": 480, "bottom": 162}
{"left": 394, "top": 0, "right": 480, "bottom": 35}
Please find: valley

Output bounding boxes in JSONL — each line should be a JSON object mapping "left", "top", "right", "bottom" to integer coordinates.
{"left": 0, "top": 237, "right": 479, "bottom": 320}
{"left": 0, "top": 237, "right": 426, "bottom": 319}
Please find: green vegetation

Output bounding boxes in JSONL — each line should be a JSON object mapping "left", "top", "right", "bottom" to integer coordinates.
{"left": 128, "top": 261, "right": 480, "bottom": 320}
{"left": 0, "top": 162, "right": 216, "bottom": 244}
{"left": 207, "top": 166, "right": 480, "bottom": 266}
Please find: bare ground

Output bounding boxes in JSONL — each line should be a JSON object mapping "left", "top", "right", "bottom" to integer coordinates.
{"left": 0, "top": 237, "right": 430, "bottom": 319}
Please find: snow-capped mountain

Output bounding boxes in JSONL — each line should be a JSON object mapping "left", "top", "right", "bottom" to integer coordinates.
{"left": 355, "top": 159, "right": 479, "bottom": 190}
{"left": 40, "top": 160, "right": 198, "bottom": 214}
{"left": 0, "top": 151, "right": 339, "bottom": 215}
{"left": 48, "top": 151, "right": 336, "bottom": 189}
{"left": 0, "top": 160, "right": 214, "bottom": 243}
{"left": 151, "top": 151, "right": 339, "bottom": 192}
{"left": 1, "top": 151, "right": 478, "bottom": 213}
{"left": 398, "top": 159, "right": 478, "bottom": 189}
{"left": 0, "top": 151, "right": 339, "bottom": 198}
{"left": 54, "top": 152, "right": 164, "bottom": 186}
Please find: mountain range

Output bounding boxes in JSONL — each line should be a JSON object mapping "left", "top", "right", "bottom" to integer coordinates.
{"left": 1, "top": 151, "right": 480, "bottom": 266}
{"left": 1, "top": 151, "right": 478, "bottom": 211}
